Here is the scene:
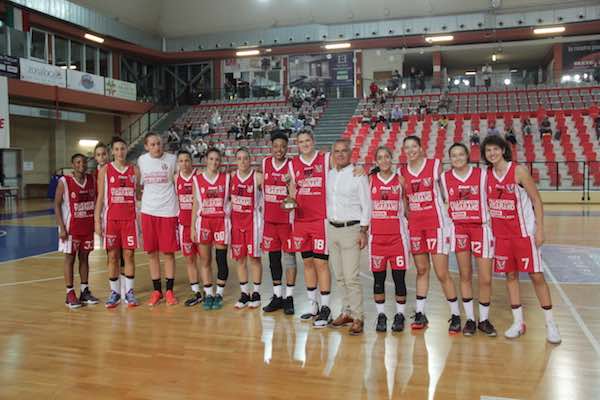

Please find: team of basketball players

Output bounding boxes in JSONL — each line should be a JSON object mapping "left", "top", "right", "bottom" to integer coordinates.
{"left": 54, "top": 129, "right": 561, "bottom": 344}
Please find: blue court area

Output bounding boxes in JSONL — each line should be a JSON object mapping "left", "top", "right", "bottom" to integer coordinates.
{"left": 0, "top": 225, "right": 57, "bottom": 262}
{"left": 0, "top": 209, "right": 54, "bottom": 221}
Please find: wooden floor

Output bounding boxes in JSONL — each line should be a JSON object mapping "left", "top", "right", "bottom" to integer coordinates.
{"left": 1, "top": 200, "right": 600, "bottom": 399}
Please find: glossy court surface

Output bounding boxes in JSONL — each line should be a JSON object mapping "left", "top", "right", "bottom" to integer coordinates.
{"left": 1, "top": 200, "right": 599, "bottom": 400}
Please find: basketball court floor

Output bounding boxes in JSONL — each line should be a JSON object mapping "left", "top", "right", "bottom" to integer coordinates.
{"left": 1, "top": 199, "right": 599, "bottom": 399}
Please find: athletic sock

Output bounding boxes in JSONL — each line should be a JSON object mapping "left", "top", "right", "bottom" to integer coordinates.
{"left": 320, "top": 291, "right": 330, "bottom": 307}
{"left": 511, "top": 305, "right": 524, "bottom": 323}
{"left": 240, "top": 281, "right": 249, "bottom": 294}
{"left": 191, "top": 283, "right": 200, "bottom": 293}
{"left": 416, "top": 296, "right": 427, "bottom": 314}
{"left": 252, "top": 282, "right": 261, "bottom": 294}
{"left": 479, "top": 302, "right": 490, "bottom": 321}
{"left": 125, "top": 276, "right": 135, "bottom": 293}
{"left": 285, "top": 284, "right": 294, "bottom": 298}
{"left": 395, "top": 301, "right": 406, "bottom": 315}
{"left": 166, "top": 278, "right": 174, "bottom": 291}
{"left": 204, "top": 284, "right": 214, "bottom": 297}
{"left": 463, "top": 298, "right": 475, "bottom": 321}
{"left": 152, "top": 279, "right": 162, "bottom": 292}
{"left": 66, "top": 286, "right": 74, "bottom": 294}
{"left": 216, "top": 284, "right": 225, "bottom": 296}
{"left": 80, "top": 283, "right": 88, "bottom": 292}
{"left": 542, "top": 305, "right": 554, "bottom": 324}
{"left": 448, "top": 297, "right": 460, "bottom": 316}
{"left": 375, "top": 300, "right": 385, "bottom": 314}
{"left": 273, "top": 284, "right": 282, "bottom": 298}
{"left": 109, "top": 278, "right": 119, "bottom": 293}
{"left": 307, "top": 287, "right": 317, "bottom": 303}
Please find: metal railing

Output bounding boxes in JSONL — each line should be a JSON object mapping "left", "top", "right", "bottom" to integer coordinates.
{"left": 121, "top": 104, "right": 173, "bottom": 145}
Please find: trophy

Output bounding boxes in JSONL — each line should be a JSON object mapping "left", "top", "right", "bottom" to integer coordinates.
{"left": 281, "top": 172, "right": 297, "bottom": 211}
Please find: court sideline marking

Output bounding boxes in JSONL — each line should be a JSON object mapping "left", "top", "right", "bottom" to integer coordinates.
{"left": 543, "top": 259, "right": 600, "bottom": 357}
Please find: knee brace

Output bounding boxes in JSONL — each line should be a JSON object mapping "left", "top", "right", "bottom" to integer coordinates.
{"left": 216, "top": 248, "right": 229, "bottom": 281}
{"left": 268, "top": 251, "right": 283, "bottom": 282}
{"left": 373, "top": 271, "right": 386, "bottom": 295}
{"left": 391, "top": 269, "right": 407, "bottom": 297}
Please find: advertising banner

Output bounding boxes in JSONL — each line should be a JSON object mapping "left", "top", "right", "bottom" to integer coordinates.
{"left": 19, "top": 58, "right": 66, "bottom": 87}
{"left": 105, "top": 78, "right": 137, "bottom": 101}
{"left": 289, "top": 52, "right": 354, "bottom": 89}
{"left": 0, "top": 55, "right": 19, "bottom": 79}
{"left": 0, "top": 76, "right": 10, "bottom": 148}
{"left": 563, "top": 40, "right": 600, "bottom": 71}
{"left": 67, "top": 69, "right": 105, "bottom": 95}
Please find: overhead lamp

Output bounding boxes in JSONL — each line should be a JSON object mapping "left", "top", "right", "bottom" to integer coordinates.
{"left": 492, "top": 54, "right": 497, "bottom": 62}
{"left": 561, "top": 75, "right": 571, "bottom": 83}
{"left": 236, "top": 50, "right": 260, "bottom": 57}
{"left": 324, "top": 42, "right": 351, "bottom": 50}
{"left": 504, "top": 78, "right": 511, "bottom": 85}
{"left": 510, "top": 69, "right": 518, "bottom": 73}
{"left": 60, "top": 65, "right": 77, "bottom": 70}
{"left": 79, "top": 139, "right": 99, "bottom": 147}
{"left": 463, "top": 80, "right": 470, "bottom": 86}
{"left": 453, "top": 79, "right": 460, "bottom": 85}
{"left": 465, "top": 71, "right": 477, "bottom": 76}
{"left": 401, "top": 83, "right": 407, "bottom": 90}
{"left": 84, "top": 33, "right": 104, "bottom": 44}
{"left": 425, "top": 35, "right": 454, "bottom": 43}
{"left": 574, "top": 74, "right": 581, "bottom": 82}
{"left": 533, "top": 26, "right": 565, "bottom": 35}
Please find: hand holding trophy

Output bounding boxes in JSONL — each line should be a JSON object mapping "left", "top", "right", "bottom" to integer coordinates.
{"left": 281, "top": 172, "right": 297, "bottom": 212}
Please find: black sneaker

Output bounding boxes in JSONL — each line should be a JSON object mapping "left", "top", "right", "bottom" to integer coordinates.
{"left": 79, "top": 288, "right": 99, "bottom": 305}
{"left": 448, "top": 315, "right": 462, "bottom": 335}
{"left": 249, "top": 292, "right": 261, "bottom": 309}
{"left": 392, "top": 313, "right": 405, "bottom": 332}
{"left": 410, "top": 312, "right": 429, "bottom": 330}
{"left": 376, "top": 313, "right": 387, "bottom": 332}
{"left": 184, "top": 292, "right": 203, "bottom": 307}
{"left": 463, "top": 319, "right": 476, "bottom": 336}
{"left": 262, "top": 295, "right": 283, "bottom": 312}
{"left": 283, "top": 296, "right": 295, "bottom": 315}
{"left": 300, "top": 301, "right": 319, "bottom": 321}
{"left": 478, "top": 319, "right": 498, "bottom": 337}
{"left": 234, "top": 293, "right": 251, "bottom": 309}
{"left": 313, "top": 305, "right": 332, "bottom": 328}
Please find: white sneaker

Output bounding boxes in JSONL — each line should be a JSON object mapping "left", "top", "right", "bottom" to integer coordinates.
{"left": 546, "top": 320, "right": 562, "bottom": 344}
{"left": 504, "top": 320, "right": 526, "bottom": 339}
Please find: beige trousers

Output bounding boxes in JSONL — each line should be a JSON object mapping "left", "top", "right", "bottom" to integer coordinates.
{"left": 327, "top": 223, "right": 364, "bottom": 320}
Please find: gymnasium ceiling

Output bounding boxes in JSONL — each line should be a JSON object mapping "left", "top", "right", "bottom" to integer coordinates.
{"left": 70, "top": 0, "right": 597, "bottom": 38}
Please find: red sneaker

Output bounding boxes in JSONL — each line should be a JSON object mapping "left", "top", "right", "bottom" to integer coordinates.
{"left": 65, "top": 290, "right": 82, "bottom": 309}
{"left": 165, "top": 290, "right": 178, "bottom": 306}
{"left": 147, "top": 290, "right": 163, "bottom": 306}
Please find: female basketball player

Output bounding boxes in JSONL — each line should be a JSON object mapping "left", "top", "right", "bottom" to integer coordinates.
{"left": 175, "top": 150, "right": 203, "bottom": 307}
{"left": 95, "top": 137, "right": 140, "bottom": 308}
{"left": 55, "top": 153, "right": 98, "bottom": 308}
{"left": 401, "top": 136, "right": 461, "bottom": 334}
{"left": 481, "top": 135, "right": 561, "bottom": 344}
{"left": 230, "top": 147, "right": 263, "bottom": 309}
{"left": 369, "top": 146, "right": 410, "bottom": 332}
{"left": 440, "top": 143, "right": 497, "bottom": 337}
{"left": 191, "top": 148, "right": 230, "bottom": 311}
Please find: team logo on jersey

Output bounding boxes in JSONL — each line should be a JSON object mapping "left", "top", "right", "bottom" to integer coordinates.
{"left": 315, "top": 165, "right": 323, "bottom": 173}
{"left": 183, "top": 243, "right": 192, "bottom": 253}
{"left": 495, "top": 258, "right": 507, "bottom": 271}
{"left": 423, "top": 178, "right": 432, "bottom": 187}
{"left": 505, "top": 184, "right": 515, "bottom": 193}
{"left": 392, "top": 185, "right": 399, "bottom": 193}
{"left": 161, "top": 163, "right": 168, "bottom": 170}
{"left": 107, "top": 237, "right": 116, "bottom": 247}
{"left": 293, "top": 238, "right": 303, "bottom": 249}
{"left": 201, "top": 187, "right": 206, "bottom": 194}
{"left": 411, "top": 182, "right": 420, "bottom": 193}
{"left": 247, "top": 185, "right": 253, "bottom": 193}
{"left": 372, "top": 187, "right": 377, "bottom": 194}
{"left": 263, "top": 237, "right": 273, "bottom": 248}
{"left": 110, "top": 176, "right": 115, "bottom": 183}
{"left": 265, "top": 173, "right": 269, "bottom": 180}
{"left": 449, "top": 187, "right": 454, "bottom": 196}
{"left": 178, "top": 184, "right": 182, "bottom": 190}
{"left": 200, "top": 229, "right": 210, "bottom": 241}
{"left": 457, "top": 237, "right": 468, "bottom": 249}
{"left": 71, "top": 192, "right": 76, "bottom": 199}
{"left": 232, "top": 245, "right": 242, "bottom": 257}
{"left": 411, "top": 239, "right": 421, "bottom": 251}
{"left": 470, "top": 185, "right": 479, "bottom": 195}
{"left": 372, "top": 256, "right": 384, "bottom": 269}
{"left": 130, "top": 175, "right": 136, "bottom": 183}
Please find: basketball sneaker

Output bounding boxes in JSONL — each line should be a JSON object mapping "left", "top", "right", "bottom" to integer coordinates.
{"left": 203, "top": 295, "right": 214, "bottom": 310}
{"left": 211, "top": 294, "right": 224, "bottom": 310}
{"left": 477, "top": 320, "right": 498, "bottom": 337}
{"left": 124, "top": 289, "right": 139, "bottom": 308}
{"left": 283, "top": 296, "right": 295, "bottom": 315}
{"left": 376, "top": 313, "right": 387, "bottom": 332}
{"left": 184, "top": 292, "right": 203, "bottom": 307}
{"left": 79, "top": 288, "right": 99, "bottom": 305}
{"left": 249, "top": 292, "right": 261, "bottom": 309}
{"left": 313, "top": 306, "right": 332, "bottom": 328}
{"left": 105, "top": 291, "right": 121, "bottom": 309}
{"left": 235, "top": 293, "right": 251, "bottom": 309}
{"left": 300, "top": 301, "right": 319, "bottom": 321}
{"left": 391, "top": 313, "right": 405, "bottom": 332}
{"left": 546, "top": 320, "right": 562, "bottom": 344}
{"left": 165, "top": 290, "right": 178, "bottom": 306}
{"left": 147, "top": 290, "right": 163, "bottom": 307}
{"left": 504, "top": 321, "right": 526, "bottom": 339}
{"left": 448, "top": 315, "right": 461, "bottom": 335}
{"left": 262, "top": 296, "right": 283, "bottom": 312}
{"left": 463, "top": 319, "right": 477, "bottom": 336}
{"left": 65, "top": 290, "right": 82, "bottom": 309}
{"left": 410, "top": 312, "right": 429, "bottom": 330}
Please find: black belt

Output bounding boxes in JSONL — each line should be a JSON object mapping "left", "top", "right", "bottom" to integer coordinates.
{"left": 329, "top": 220, "right": 360, "bottom": 228}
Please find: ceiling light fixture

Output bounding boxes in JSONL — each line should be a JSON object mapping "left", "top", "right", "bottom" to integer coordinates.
{"left": 533, "top": 26, "right": 565, "bottom": 35}
{"left": 425, "top": 35, "right": 454, "bottom": 43}
{"left": 79, "top": 139, "right": 99, "bottom": 147}
{"left": 236, "top": 50, "right": 260, "bottom": 57}
{"left": 84, "top": 33, "right": 104, "bottom": 43}
{"left": 465, "top": 71, "right": 477, "bottom": 76}
{"left": 324, "top": 42, "right": 351, "bottom": 50}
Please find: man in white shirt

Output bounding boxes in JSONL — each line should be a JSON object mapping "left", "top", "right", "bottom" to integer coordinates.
{"left": 138, "top": 132, "right": 180, "bottom": 307}
{"left": 326, "top": 139, "right": 371, "bottom": 335}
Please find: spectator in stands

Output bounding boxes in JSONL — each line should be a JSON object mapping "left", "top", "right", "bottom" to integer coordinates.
{"left": 418, "top": 99, "right": 428, "bottom": 120}
{"left": 370, "top": 112, "right": 378, "bottom": 130}
{"left": 487, "top": 122, "right": 500, "bottom": 136}
{"left": 417, "top": 69, "right": 425, "bottom": 91}
{"left": 228, "top": 122, "right": 241, "bottom": 139}
{"left": 470, "top": 129, "right": 481, "bottom": 145}
{"left": 521, "top": 117, "right": 532, "bottom": 135}
{"left": 210, "top": 110, "right": 222, "bottom": 128}
{"left": 594, "top": 115, "right": 600, "bottom": 141}
{"left": 362, "top": 108, "right": 372, "bottom": 125}
{"left": 439, "top": 114, "right": 448, "bottom": 129}
{"left": 505, "top": 127, "right": 517, "bottom": 145}
{"left": 391, "top": 106, "right": 403, "bottom": 126}
{"left": 183, "top": 122, "right": 192, "bottom": 137}
{"left": 307, "top": 114, "right": 317, "bottom": 129}
{"left": 438, "top": 92, "right": 451, "bottom": 114}
{"left": 409, "top": 67, "right": 417, "bottom": 91}
{"left": 292, "top": 116, "right": 304, "bottom": 134}
{"left": 482, "top": 64, "right": 492, "bottom": 89}
{"left": 369, "top": 81, "right": 379, "bottom": 99}
{"left": 200, "top": 121, "right": 211, "bottom": 137}
{"left": 539, "top": 117, "right": 552, "bottom": 139}
{"left": 377, "top": 108, "right": 386, "bottom": 124}
{"left": 166, "top": 126, "right": 180, "bottom": 144}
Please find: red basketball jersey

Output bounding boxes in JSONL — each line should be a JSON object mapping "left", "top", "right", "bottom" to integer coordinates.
{"left": 176, "top": 169, "right": 197, "bottom": 226}
{"left": 230, "top": 170, "right": 261, "bottom": 227}
{"left": 262, "top": 156, "right": 291, "bottom": 224}
{"left": 61, "top": 174, "right": 96, "bottom": 236}
{"left": 289, "top": 151, "right": 329, "bottom": 221}
{"left": 401, "top": 158, "right": 450, "bottom": 230}
{"left": 370, "top": 172, "right": 406, "bottom": 235}
{"left": 105, "top": 163, "right": 137, "bottom": 221}
{"left": 193, "top": 172, "right": 230, "bottom": 218}
{"left": 486, "top": 162, "right": 536, "bottom": 238}
{"left": 441, "top": 166, "right": 488, "bottom": 225}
